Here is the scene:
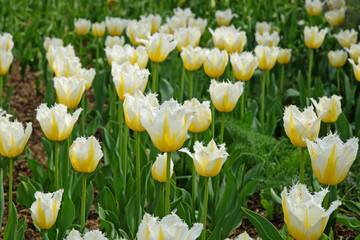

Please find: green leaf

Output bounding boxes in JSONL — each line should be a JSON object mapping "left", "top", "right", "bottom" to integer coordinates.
{"left": 0, "top": 169, "right": 4, "bottom": 231}
{"left": 160, "top": 78, "right": 174, "bottom": 102}
{"left": 58, "top": 196, "right": 75, "bottom": 239}
{"left": 241, "top": 207, "right": 284, "bottom": 240}
{"left": 16, "top": 180, "right": 37, "bottom": 208}
{"left": 335, "top": 113, "right": 352, "bottom": 141}
{"left": 4, "top": 201, "right": 18, "bottom": 240}
{"left": 342, "top": 200, "right": 360, "bottom": 217}
{"left": 336, "top": 214, "right": 360, "bottom": 231}
{"left": 27, "top": 159, "right": 47, "bottom": 186}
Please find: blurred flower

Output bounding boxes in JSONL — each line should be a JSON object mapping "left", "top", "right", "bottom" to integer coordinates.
{"left": 225, "top": 232, "right": 253, "bottom": 240}
{"left": 46, "top": 45, "right": 76, "bottom": 72}
{"left": 74, "top": 18, "right": 91, "bottom": 36}
{"left": 105, "top": 44, "right": 138, "bottom": 66}
{"left": 256, "top": 22, "right": 271, "bottom": 35}
{"left": 174, "top": 27, "right": 201, "bottom": 52}
{"left": 215, "top": 9, "right": 238, "bottom": 26}
{"left": 328, "top": 50, "right": 347, "bottom": 68}
{"left": 36, "top": 103, "right": 82, "bottom": 141}
{"left": 30, "top": 189, "right": 64, "bottom": 229}
{"left": 105, "top": 36, "right": 125, "bottom": 48}
{"left": 173, "top": 7, "right": 194, "bottom": 22}
{"left": 151, "top": 152, "right": 174, "bottom": 183}
{"left": 188, "top": 17, "right": 208, "bottom": 35}
{"left": 223, "top": 28, "right": 247, "bottom": 54}
{"left": 53, "top": 56, "right": 81, "bottom": 78}
{"left": 0, "top": 50, "right": 13, "bottom": 75}
{"left": 283, "top": 105, "right": 322, "bottom": 147}
{"left": 209, "top": 79, "right": 243, "bottom": 112}
{"left": 282, "top": 183, "right": 341, "bottom": 240}
{"left": 306, "top": 133, "right": 358, "bottom": 185}
{"left": 305, "top": 0, "right": 324, "bottom": 16}
{"left": 0, "top": 33, "right": 14, "bottom": 51}
{"left": 140, "top": 14, "right": 162, "bottom": 34}
{"left": 255, "top": 32, "right": 280, "bottom": 47}
{"left": 304, "top": 26, "right": 327, "bottom": 49}
{"left": 348, "top": 57, "right": 360, "bottom": 82}
{"left": 231, "top": 52, "right": 258, "bottom": 81}
{"left": 310, "top": 95, "right": 342, "bottom": 123}
{"left": 345, "top": 43, "right": 360, "bottom": 63}
{"left": 0, "top": 116, "right": 32, "bottom": 158}
{"left": 180, "top": 46, "right": 203, "bottom": 71}
{"left": 136, "top": 46, "right": 149, "bottom": 69}
{"left": 54, "top": 76, "right": 85, "bottom": 109}
{"left": 277, "top": 48, "right": 292, "bottom": 64}
{"left": 137, "top": 212, "right": 202, "bottom": 240}
{"left": 327, "top": 0, "right": 345, "bottom": 9}
{"left": 105, "top": 17, "right": 126, "bottom": 36}
{"left": 43, "top": 37, "right": 63, "bottom": 52}
{"left": 124, "top": 90, "right": 159, "bottom": 132}
{"left": 78, "top": 68, "right": 96, "bottom": 90}
{"left": 64, "top": 229, "right": 82, "bottom": 240}
{"left": 324, "top": 7, "right": 346, "bottom": 27}
{"left": 139, "top": 99, "right": 195, "bottom": 152}
{"left": 140, "top": 33, "right": 177, "bottom": 63}
{"left": 203, "top": 48, "right": 228, "bottom": 78}
{"left": 69, "top": 136, "right": 103, "bottom": 173}
{"left": 111, "top": 62, "right": 150, "bottom": 100}
{"left": 92, "top": 21, "right": 106, "bottom": 37}
{"left": 209, "top": 26, "right": 230, "bottom": 50}
{"left": 180, "top": 139, "right": 229, "bottom": 177}
{"left": 126, "top": 20, "right": 151, "bottom": 46}
{"left": 334, "top": 29, "right": 357, "bottom": 48}
{"left": 184, "top": 98, "right": 211, "bottom": 133}
{"left": 166, "top": 16, "right": 187, "bottom": 34}
{"left": 255, "top": 45, "right": 279, "bottom": 70}
{"left": 83, "top": 230, "right": 108, "bottom": 240}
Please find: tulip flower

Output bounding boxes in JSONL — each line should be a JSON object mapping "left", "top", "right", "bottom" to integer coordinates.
{"left": 173, "top": 7, "right": 195, "bottom": 22}
{"left": 255, "top": 45, "right": 279, "bottom": 70}
{"left": 83, "top": 230, "right": 108, "bottom": 240}
{"left": 64, "top": 229, "right": 82, "bottom": 240}
{"left": 180, "top": 46, "right": 203, "bottom": 71}
{"left": 255, "top": 32, "right": 280, "bottom": 47}
{"left": 215, "top": 9, "right": 238, "bottom": 26}
{"left": 151, "top": 152, "right": 174, "bottom": 183}
{"left": 137, "top": 212, "right": 202, "bottom": 240}
{"left": 166, "top": 16, "right": 187, "bottom": 34}
{"left": 105, "top": 17, "right": 126, "bottom": 36}
{"left": 92, "top": 21, "right": 106, "bottom": 38}
{"left": 209, "top": 79, "right": 243, "bottom": 113}
{"left": 325, "top": 7, "right": 346, "bottom": 27}
{"left": 231, "top": 52, "right": 258, "bottom": 81}
{"left": 305, "top": 0, "right": 324, "bottom": 16}
{"left": 0, "top": 49, "right": 13, "bottom": 75}
{"left": 105, "top": 36, "right": 125, "bottom": 48}
{"left": 203, "top": 48, "right": 228, "bottom": 78}
{"left": 30, "top": 189, "right": 64, "bottom": 230}
{"left": 140, "top": 14, "right": 162, "bottom": 34}
{"left": 43, "top": 37, "right": 63, "bottom": 52}
{"left": 136, "top": 46, "right": 149, "bottom": 69}
{"left": 174, "top": 27, "right": 201, "bottom": 52}
{"left": 334, "top": 29, "right": 357, "bottom": 48}
{"left": 327, "top": 0, "right": 345, "bottom": 9}
{"left": 141, "top": 33, "right": 177, "bottom": 63}
{"left": 306, "top": 133, "right": 358, "bottom": 185}
{"left": 54, "top": 76, "right": 85, "bottom": 109}
{"left": 0, "top": 33, "right": 14, "bottom": 51}
{"left": 282, "top": 184, "right": 341, "bottom": 240}
{"left": 349, "top": 57, "right": 360, "bottom": 82}
{"left": 304, "top": 26, "right": 327, "bottom": 49}
{"left": 224, "top": 28, "right": 247, "bottom": 54}
{"left": 46, "top": 45, "right": 76, "bottom": 73}
{"left": 184, "top": 98, "right": 211, "bottom": 133}
{"left": 53, "top": 56, "right": 81, "bottom": 78}
{"left": 188, "top": 17, "right": 208, "bottom": 35}
{"left": 255, "top": 21, "right": 271, "bottom": 35}
{"left": 74, "top": 18, "right": 91, "bottom": 36}
{"left": 328, "top": 50, "right": 347, "bottom": 68}
{"left": 345, "top": 43, "right": 360, "bottom": 63}
{"left": 78, "top": 68, "right": 96, "bottom": 91}
{"left": 311, "top": 95, "right": 342, "bottom": 125}
{"left": 126, "top": 20, "right": 151, "bottom": 46}
{"left": 225, "top": 232, "right": 253, "bottom": 240}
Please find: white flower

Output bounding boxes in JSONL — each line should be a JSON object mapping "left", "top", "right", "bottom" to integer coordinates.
{"left": 180, "top": 46, "right": 203, "bottom": 71}
{"left": 209, "top": 79, "right": 243, "bottom": 112}
{"left": 305, "top": 0, "right": 324, "bottom": 16}
{"left": 83, "top": 230, "right": 108, "bottom": 240}
{"left": 46, "top": 45, "right": 76, "bottom": 72}
{"left": 255, "top": 32, "right": 280, "bottom": 47}
{"left": 105, "top": 17, "right": 127, "bottom": 36}
{"left": 184, "top": 98, "right": 211, "bottom": 133}
{"left": 43, "top": 37, "right": 63, "bottom": 52}
{"left": 151, "top": 152, "right": 174, "bottom": 182}
{"left": 64, "top": 229, "right": 82, "bottom": 240}
{"left": 304, "top": 26, "right": 327, "bottom": 49}
{"left": 54, "top": 76, "right": 85, "bottom": 109}
{"left": 334, "top": 29, "right": 358, "bottom": 48}
{"left": 105, "top": 36, "right": 125, "bottom": 49}
{"left": 225, "top": 232, "right": 253, "bottom": 240}
{"left": 140, "top": 14, "right": 162, "bottom": 34}
{"left": 345, "top": 43, "right": 360, "bottom": 63}
{"left": 74, "top": 18, "right": 91, "bottom": 36}
{"left": 254, "top": 45, "right": 279, "bottom": 70}
{"left": 255, "top": 21, "right": 271, "bottom": 35}
{"left": 0, "top": 33, "right": 14, "bottom": 51}
{"left": 324, "top": 7, "right": 346, "bottom": 27}
{"left": 174, "top": 27, "right": 201, "bottom": 52}
{"left": 140, "top": 33, "right": 177, "bottom": 63}
{"left": 126, "top": 20, "right": 151, "bottom": 46}
{"left": 231, "top": 52, "right": 258, "bottom": 81}
{"left": 0, "top": 49, "right": 13, "bottom": 75}
{"left": 188, "top": 17, "right": 208, "bottom": 35}
{"left": 215, "top": 9, "right": 238, "bottom": 26}
{"left": 203, "top": 48, "right": 228, "bottom": 78}
{"left": 173, "top": 7, "right": 195, "bottom": 22}
{"left": 311, "top": 95, "right": 342, "bottom": 123}
{"left": 53, "top": 57, "right": 81, "bottom": 78}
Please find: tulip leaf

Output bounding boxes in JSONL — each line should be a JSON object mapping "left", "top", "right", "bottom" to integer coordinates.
{"left": 160, "top": 78, "right": 174, "bottom": 102}
{"left": 4, "top": 201, "right": 18, "bottom": 240}
{"left": 58, "top": 195, "right": 75, "bottom": 239}
{"left": 355, "top": 95, "right": 360, "bottom": 134}
{"left": 41, "top": 137, "right": 53, "bottom": 169}
{"left": 342, "top": 200, "right": 360, "bottom": 217}
{"left": 295, "top": 70, "right": 306, "bottom": 107}
{"left": 0, "top": 169, "right": 3, "bottom": 231}
{"left": 16, "top": 180, "right": 37, "bottom": 208}
{"left": 241, "top": 207, "right": 284, "bottom": 240}
{"left": 313, "top": 78, "right": 324, "bottom": 99}
{"left": 335, "top": 113, "right": 352, "bottom": 141}
{"left": 336, "top": 214, "right": 360, "bottom": 231}
{"left": 15, "top": 217, "right": 26, "bottom": 240}
{"left": 98, "top": 205, "right": 118, "bottom": 239}
{"left": 27, "top": 159, "right": 48, "bottom": 186}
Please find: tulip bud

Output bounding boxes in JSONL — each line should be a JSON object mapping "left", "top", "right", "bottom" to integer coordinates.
{"left": 180, "top": 46, "right": 203, "bottom": 71}
{"left": 184, "top": 98, "right": 211, "bottom": 133}
{"left": 43, "top": 37, "right": 63, "bottom": 52}
{"left": 306, "top": 133, "right": 358, "bottom": 185}
{"left": 92, "top": 21, "right": 106, "bottom": 38}
{"left": 151, "top": 152, "right": 174, "bottom": 183}
{"left": 304, "top": 26, "right": 327, "bottom": 49}
{"left": 215, "top": 9, "right": 238, "bottom": 26}
{"left": 345, "top": 43, "right": 360, "bottom": 63}
{"left": 105, "top": 17, "right": 126, "bottom": 36}
{"left": 283, "top": 105, "right": 322, "bottom": 147}
{"left": 54, "top": 76, "right": 85, "bottom": 109}
{"left": 255, "top": 21, "right": 271, "bottom": 35}
{"left": 180, "top": 140, "right": 229, "bottom": 177}
{"left": 348, "top": 58, "right": 360, "bottom": 82}
{"left": 30, "top": 189, "right": 64, "bottom": 229}
{"left": 231, "top": 52, "right": 258, "bottom": 81}
{"left": 0, "top": 50, "right": 13, "bottom": 75}
{"left": 140, "top": 33, "right": 177, "bottom": 63}
{"left": 209, "top": 79, "right": 243, "bottom": 112}
{"left": 83, "top": 230, "right": 108, "bottom": 240}
{"left": 225, "top": 232, "right": 253, "bottom": 240}
{"left": 305, "top": 0, "right": 324, "bottom": 16}
{"left": 334, "top": 29, "right": 357, "bottom": 48}
{"left": 325, "top": 7, "right": 346, "bottom": 27}
{"left": 277, "top": 48, "right": 292, "bottom": 64}
{"left": 105, "top": 36, "right": 125, "bottom": 49}
{"left": 140, "top": 14, "right": 162, "bottom": 34}
{"left": 203, "top": 48, "right": 228, "bottom": 78}
{"left": 327, "top": 50, "right": 347, "bottom": 68}
{"left": 36, "top": 103, "right": 82, "bottom": 141}
{"left": 74, "top": 18, "right": 91, "bottom": 36}
{"left": 174, "top": 27, "right": 201, "bottom": 52}
{"left": 0, "top": 33, "right": 14, "bottom": 51}
{"left": 126, "top": 20, "right": 151, "bottom": 46}
{"left": 310, "top": 95, "right": 342, "bottom": 123}
{"left": 188, "top": 17, "right": 208, "bottom": 35}
{"left": 64, "top": 229, "right": 82, "bottom": 240}
{"left": 255, "top": 32, "right": 280, "bottom": 47}
{"left": 255, "top": 45, "right": 279, "bottom": 70}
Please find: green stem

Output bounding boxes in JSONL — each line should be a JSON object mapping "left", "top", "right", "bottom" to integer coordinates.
{"left": 0, "top": 74, "right": 3, "bottom": 107}
{"left": 135, "top": 131, "right": 141, "bottom": 213}
{"left": 280, "top": 64, "right": 285, "bottom": 94}
{"left": 165, "top": 151, "right": 172, "bottom": 215}
{"left": 192, "top": 133, "right": 198, "bottom": 219}
{"left": 220, "top": 112, "right": 225, "bottom": 144}
{"left": 8, "top": 158, "right": 13, "bottom": 205}
{"left": 240, "top": 83, "right": 245, "bottom": 120}
{"left": 188, "top": 71, "right": 194, "bottom": 99}
{"left": 179, "top": 66, "right": 185, "bottom": 102}
{"left": 211, "top": 103, "right": 215, "bottom": 139}
{"left": 54, "top": 141, "right": 59, "bottom": 189}
{"left": 151, "top": 62, "right": 159, "bottom": 93}
{"left": 79, "top": 37, "right": 83, "bottom": 60}
{"left": 327, "top": 123, "right": 331, "bottom": 134}
{"left": 122, "top": 124, "right": 128, "bottom": 184}
{"left": 118, "top": 98, "right": 123, "bottom": 154}
{"left": 159, "top": 183, "right": 164, "bottom": 218}
{"left": 308, "top": 49, "right": 314, "bottom": 98}
{"left": 202, "top": 177, "right": 209, "bottom": 240}
{"left": 81, "top": 173, "right": 87, "bottom": 228}
{"left": 300, "top": 147, "right": 305, "bottom": 184}
{"left": 266, "top": 68, "right": 270, "bottom": 89}
{"left": 261, "top": 71, "right": 266, "bottom": 131}
{"left": 336, "top": 68, "right": 340, "bottom": 93}
{"left": 43, "top": 229, "right": 49, "bottom": 239}
{"left": 81, "top": 95, "right": 86, "bottom": 135}
{"left": 96, "top": 38, "right": 100, "bottom": 73}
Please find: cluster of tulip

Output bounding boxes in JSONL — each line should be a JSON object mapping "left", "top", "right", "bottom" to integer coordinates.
{"left": 0, "top": 33, "right": 14, "bottom": 106}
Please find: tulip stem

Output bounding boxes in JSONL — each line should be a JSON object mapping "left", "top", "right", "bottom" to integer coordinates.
{"left": 151, "top": 62, "right": 159, "bottom": 93}
{"left": 280, "top": 64, "right": 285, "bottom": 94}
{"left": 336, "top": 68, "right": 340, "bottom": 93}
{"left": 202, "top": 177, "right": 209, "bottom": 240}
{"left": 308, "top": 49, "right": 314, "bottom": 98}
{"left": 118, "top": 98, "right": 123, "bottom": 170}
{"left": 135, "top": 131, "right": 141, "bottom": 216}
{"left": 123, "top": 124, "right": 128, "bottom": 182}
{"left": 79, "top": 37, "right": 83, "bottom": 60}
{"left": 327, "top": 123, "right": 331, "bottom": 134}
{"left": 8, "top": 158, "right": 13, "bottom": 206}
{"left": 179, "top": 66, "right": 185, "bottom": 102}
{"left": 43, "top": 229, "right": 48, "bottom": 239}
{"left": 261, "top": 71, "right": 266, "bottom": 131}
{"left": 192, "top": 133, "right": 198, "bottom": 220}
{"left": 189, "top": 71, "right": 194, "bottom": 99}
{"left": 220, "top": 112, "right": 225, "bottom": 144}
{"left": 81, "top": 172, "right": 87, "bottom": 228}
{"left": 165, "top": 151, "right": 172, "bottom": 215}
{"left": 54, "top": 141, "right": 59, "bottom": 189}
{"left": 81, "top": 95, "right": 86, "bottom": 135}
{"left": 159, "top": 183, "right": 164, "bottom": 217}
{"left": 0, "top": 74, "right": 3, "bottom": 107}
{"left": 240, "top": 84, "right": 245, "bottom": 120}
{"left": 300, "top": 147, "right": 305, "bottom": 184}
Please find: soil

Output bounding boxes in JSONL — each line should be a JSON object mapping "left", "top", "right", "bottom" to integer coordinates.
{"left": 1, "top": 59, "right": 359, "bottom": 239}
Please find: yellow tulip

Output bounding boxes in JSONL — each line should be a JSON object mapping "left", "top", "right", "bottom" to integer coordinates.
{"left": 180, "top": 46, "right": 203, "bottom": 71}
{"left": 135, "top": 46, "right": 149, "bottom": 69}
{"left": 0, "top": 33, "right": 14, "bottom": 51}
{"left": 173, "top": 7, "right": 195, "bottom": 22}
{"left": 311, "top": 95, "right": 342, "bottom": 123}
{"left": 105, "top": 17, "right": 126, "bottom": 36}
{"left": 255, "top": 45, "right": 279, "bottom": 70}
{"left": 0, "top": 50, "right": 13, "bottom": 75}
{"left": 74, "top": 18, "right": 91, "bottom": 36}
{"left": 203, "top": 48, "right": 228, "bottom": 78}
{"left": 334, "top": 29, "right": 357, "bottom": 48}
{"left": 283, "top": 105, "right": 322, "bottom": 147}
{"left": 209, "top": 79, "right": 243, "bottom": 112}
{"left": 345, "top": 43, "right": 360, "bottom": 63}
{"left": 141, "top": 33, "right": 177, "bottom": 63}
{"left": 282, "top": 184, "right": 341, "bottom": 240}
{"left": 54, "top": 76, "right": 85, "bottom": 109}
{"left": 349, "top": 58, "right": 360, "bottom": 81}
{"left": 92, "top": 21, "right": 106, "bottom": 38}
{"left": 277, "top": 48, "right": 292, "bottom": 64}
{"left": 105, "top": 36, "right": 125, "bottom": 49}
{"left": 328, "top": 50, "right": 347, "bottom": 68}
{"left": 215, "top": 9, "right": 238, "bottom": 26}
{"left": 255, "top": 32, "right": 280, "bottom": 47}
{"left": 165, "top": 16, "right": 187, "bottom": 34}
{"left": 78, "top": 68, "right": 96, "bottom": 90}
{"left": 188, "top": 17, "right": 208, "bottom": 35}
{"left": 231, "top": 52, "right": 258, "bottom": 81}
{"left": 151, "top": 152, "right": 174, "bottom": 183}
{"left": 126, "top": 20, "right": 151, "bottom": 46}
{"left": 43, "top": 37, "right": 63, "bottom": 52}
{"left": 69, "top": 136, "right": 103, "bottom": 173}
{"left": 180, "top": 140, "right": 229, "bottom": 177}
{"left": 306, "top": 134, "right": 358, "bottom": 185}
{"left": 324, "top": 7, "right": 346, "bottom": 27}
{"left": 255, "top": 21, "right": 271, "bottom": 35}
{"left": 327, "top": 0, "right": 345, "bottom": 10}
{"left": 224, "top": 29, "right": 247, "bottom": 54}
{"left": 304, "top": 26, "right": 327, "bottom": 49}
{"left": 140, "top": 14, "right": 162, "bottom": 34}
{"left": 30, "top": 189, "right": 64, "bottom": 229}
{"left": 184, "top": 98, "right": 211, "bottom": 133}
{"left": 305, "top": 0, "right": 324, "bottom": 16}
{"left": 53, "top": 57, "right": 81, "bottom": 78}
{"left": 36, "top": 103, "right": 82, "bottom": 141}
{"left": 46, "top": 45, "right": 76, "bottom": 73}
{"left": 174, "top": 27, "right": 201, "bottom": 52}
